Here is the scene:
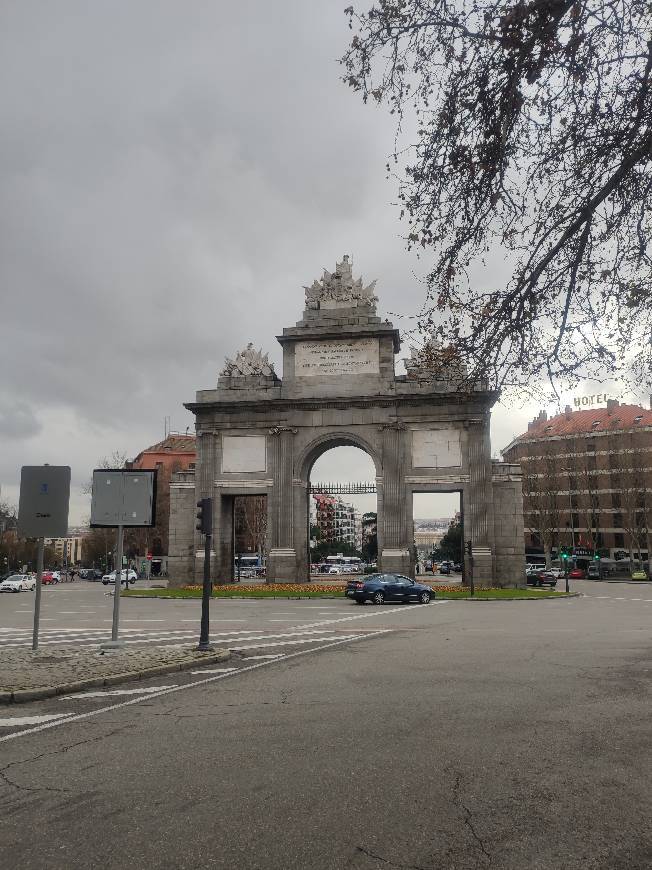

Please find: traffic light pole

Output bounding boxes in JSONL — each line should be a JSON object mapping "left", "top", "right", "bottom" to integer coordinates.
{"left": 197, "top": 498, "right": 213, "bottom": 652}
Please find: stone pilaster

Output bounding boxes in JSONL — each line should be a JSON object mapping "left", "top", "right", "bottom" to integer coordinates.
{"left": 380, "top": 422, "right": 411, "bottom": 575}
{"left": 194, "top": 431, "right": 217, "bottom": 581}
{"left": 266, "top": 426, "right": 298, "bottom": 582}
{"left": 466, "top": 418, "right": 494, "bottom": 585}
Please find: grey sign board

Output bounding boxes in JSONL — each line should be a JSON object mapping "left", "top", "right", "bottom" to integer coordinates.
{"left": 18, "top": 466, "right": 71, "bottom": 538}
{"left": 90, "top": 469, "right": 157, "bottom": 527}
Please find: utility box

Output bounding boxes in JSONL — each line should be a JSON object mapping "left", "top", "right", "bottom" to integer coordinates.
{"left": 91, "top": 469, "right": 157, "bottom": 527}
{"left": 18, "top": 465, "right": 71, "bottom": 537}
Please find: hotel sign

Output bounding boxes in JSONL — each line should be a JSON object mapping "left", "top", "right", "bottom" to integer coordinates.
{"left": 573, "top": 393, "right": 609, "bottom": 408}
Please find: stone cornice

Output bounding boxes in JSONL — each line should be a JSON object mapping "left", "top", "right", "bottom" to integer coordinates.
{"left": 185, "top": 390, "right": 497, "bottom": 416}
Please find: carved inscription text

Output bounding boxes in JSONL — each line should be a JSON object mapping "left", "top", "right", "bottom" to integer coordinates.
{"left": 295, "top": 338, "right": 379, "bottom": 377}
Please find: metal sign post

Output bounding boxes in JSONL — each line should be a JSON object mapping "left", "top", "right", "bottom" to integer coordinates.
{"left": 32, "top": 537, "right": 45, "bottom": 651}
{"left": 18, "top": 465, "right": 71, "bottom": 653}
{"left": 90, "top": 469, "right": 157, "bottom": 650}
{"left": 107, "top": 525, "right": 125, "bottom": 647}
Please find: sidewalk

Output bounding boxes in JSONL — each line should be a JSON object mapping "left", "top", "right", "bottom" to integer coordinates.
{"left": 1, "top": 643, "right": 230, "bottom": 705}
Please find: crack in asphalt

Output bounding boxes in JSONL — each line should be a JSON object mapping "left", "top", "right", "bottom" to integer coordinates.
{"left": 355, "top": 845, "right": 431, "bottom": 870}
{"left": 0, "top": 724, "right": 130, "bottom": 795}
{"left": 452, "top": 774, "right": 492, "bottom": 867}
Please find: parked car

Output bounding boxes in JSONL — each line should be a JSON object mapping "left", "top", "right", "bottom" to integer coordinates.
{"left": 0, "top": 574, "right": 36, "bottom": 592}
{"left": 102, "top": 569, "right": 138, "bottom": 585}
{"left": 526, "top": 569, "right": 557, "bottom": 588}
{"left": 345, "top": 573, "right": 434, "bottom": 605}
{"left": 569, "top": 568, "right": 585, "bottom": 579}
{"left": 85, "top": 569, "right": 104, "bottom": 581}
{"left": 586, "top": 563, "right": 601, "bottom": 579}
{"left": 546, "top": 567, "right": 564, "bottom": 579}
{"left": 41, "top": 571, "right": 58, "bottom": 585}
{"left": 439, "top": 562, "right": 451, "bottom": 575}
{"left": 631, "top": 569, "right": 648, "bottom": 580}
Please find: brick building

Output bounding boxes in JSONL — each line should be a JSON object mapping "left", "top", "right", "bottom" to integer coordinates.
{"left": 127, "top": 433, "right": 196, "bottom": 555}
{"left": 502, "top": 401, "right": 652, "bottom": 567}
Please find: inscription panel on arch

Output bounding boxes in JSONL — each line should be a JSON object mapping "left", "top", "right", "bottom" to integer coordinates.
{"left": 412, "top": 428, "right": 462, "bottom": 468}
{"left": 221, "top": 435, "right": 267, "bottom": 473}
{"left": 295, "top": 338, "right": 379, "bottom": 377}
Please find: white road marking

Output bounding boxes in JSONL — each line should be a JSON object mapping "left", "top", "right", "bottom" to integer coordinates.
{"left": 0, "top": 631, "right": 391, "bottom": 743}
{"left": 57, "top": 611, "right": 82, "bottom": 614}
{"left": 241, "top": 654, "right": 283, "bottom": 660}
{"left": 59, "top": 686, "right": 178, "bottom": 700}
{"left": 181, "top": 619, "right": 246, "bottom": 623}
{"left": 232, "top": 634, "right": 361, "bottom": 651}
{"left": 0, "top": 714, "right": 68, "bottom": 727}
{"left": 190, "top": 668, "right": 238, "bottom": 674}
{"left": 121, "top": 619, "right": 165, "bottom": 622}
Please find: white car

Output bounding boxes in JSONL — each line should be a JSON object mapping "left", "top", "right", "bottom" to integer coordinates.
{"left": 0, "top": 574, "right": 36, "bottom": 593}
{"left": 102, "top": 569, "right": 138, "bottom": 585}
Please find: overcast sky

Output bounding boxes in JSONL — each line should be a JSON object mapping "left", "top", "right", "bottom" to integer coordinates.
{"left": 1, "top": 2, "right": 643, "bottom": 526}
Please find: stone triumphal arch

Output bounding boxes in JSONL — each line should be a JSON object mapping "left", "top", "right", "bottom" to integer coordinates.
{"left": 168, "top": 256, "right": 525, "bottom": 586}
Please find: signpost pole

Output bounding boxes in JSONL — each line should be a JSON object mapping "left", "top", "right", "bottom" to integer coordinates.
{"left": 31, "top": 536, "right": 45, "bottom": 651}
{"left": 108, "top": 525, "right": 124, "bottom": 646}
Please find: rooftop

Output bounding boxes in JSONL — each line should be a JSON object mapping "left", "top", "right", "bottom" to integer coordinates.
{"left": 510, "top": 402, "right": 652, "bottom": 445}
{"left": 137, "top": 433, "right": 197, "bottom": 455}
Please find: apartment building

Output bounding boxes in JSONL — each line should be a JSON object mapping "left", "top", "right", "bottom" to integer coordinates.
{"left": 502, "top": 400, "right": 652, "bottom": 563}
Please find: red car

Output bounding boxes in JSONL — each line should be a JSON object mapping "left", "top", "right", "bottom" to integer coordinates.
{"left": 569, "top": 568, "right": 585, "bottom": 579}
{"left": 41, "top": 572, "right": 58, "bottom": 585}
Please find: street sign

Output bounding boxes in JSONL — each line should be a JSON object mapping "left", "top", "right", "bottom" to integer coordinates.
{"left": 90, "top": 469, "right": 157, "bottom": 527}
{"left": 18, "top": 465, "right": 71, "bottom": 537}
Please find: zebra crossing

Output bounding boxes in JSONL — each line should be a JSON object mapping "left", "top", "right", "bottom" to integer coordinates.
{"left": 0, "top": 623, "right": 375, "bottom": 653}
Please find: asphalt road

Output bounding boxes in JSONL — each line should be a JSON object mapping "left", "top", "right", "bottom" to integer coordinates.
{"left": 1, "top": 581, "right": 651, "bottom": 869}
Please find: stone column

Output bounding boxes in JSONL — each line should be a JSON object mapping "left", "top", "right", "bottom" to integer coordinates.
{"left": 466, "top": 418, "right": 494, "bottom": 585}
{"left": 380, "top": 422, "right": 411, "bottom": 576}
{"left": 266, "top": 426, "right": 298, "bottom": 582}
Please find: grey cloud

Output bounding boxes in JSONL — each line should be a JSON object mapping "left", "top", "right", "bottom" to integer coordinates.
{"left": 0, "top": 397, "right": 42, "bottom": 440}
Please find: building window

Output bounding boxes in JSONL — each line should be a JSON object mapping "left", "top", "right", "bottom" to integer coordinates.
{"left": 614, "top": 533, "right": 624, "bottom": 547}
{"left": 613, "top": 512, "right": 623, "bottom": 528}
{"left": 572, "top": 513, "right": 580, "bottom": 528}
{"left": 609, "top": 452, "right": 620, "bottom": 469}
{"left": 611, "top": 492, "right": 621, "bottom": 509}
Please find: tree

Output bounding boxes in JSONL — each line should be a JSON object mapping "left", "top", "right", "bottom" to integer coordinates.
{"left": 521, "top": 446, "right": 561, "bottom": 566}
{"left": 436, "top": 518, "right": 463, "bottom": 561}
{"left": 234, "top": 495, "right": 268, "bottom": 556}
{"left": 342, "top": 2, "right": 652, "bottom": 393}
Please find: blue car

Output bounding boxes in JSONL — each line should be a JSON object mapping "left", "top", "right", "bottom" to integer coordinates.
{"left": 345, "top": 573, "right": 434, "bottom": 605}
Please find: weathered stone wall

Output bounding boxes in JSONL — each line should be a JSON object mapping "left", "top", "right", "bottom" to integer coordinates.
{"left": 491, "top": 461, "right": 526, "bottom": 586}
{"left": 167, "top": 469, "right": 196, "bottom": 587}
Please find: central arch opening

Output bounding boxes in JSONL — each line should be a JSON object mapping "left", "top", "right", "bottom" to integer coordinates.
{"left": 307, "top": 444, "right": 378, "bottom": 577}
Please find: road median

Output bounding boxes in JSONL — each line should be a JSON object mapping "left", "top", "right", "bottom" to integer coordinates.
{"left": 1, "top": 644, "right": 231, "bottom": 705}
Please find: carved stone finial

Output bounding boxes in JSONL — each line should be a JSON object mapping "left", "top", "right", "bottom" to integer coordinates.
{"left": 303, "top": 255, "right": 379, "bottom": 311}
{"left": 221, "top": 343, "right": 276, "bottom": 377}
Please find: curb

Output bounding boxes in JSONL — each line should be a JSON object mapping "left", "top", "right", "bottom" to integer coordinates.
{"left": 2, "top": 648, "right": 231, "bottom": 705}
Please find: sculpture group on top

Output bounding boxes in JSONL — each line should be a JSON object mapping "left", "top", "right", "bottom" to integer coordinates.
{"left": 304, "top": 255, "right": 378, "bottom": 311}
{"left": 404, "top": 335, "right": 468, "bottom": 383}
{"left": 221, "top": 343, "right": 276, "bottom": 378}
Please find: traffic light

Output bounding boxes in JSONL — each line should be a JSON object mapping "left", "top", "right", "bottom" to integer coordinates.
{"left": 560, "top": 547, "right": 569, "bottom": 561}
{"left": 196, "top": 498, "right": 213, "bottom": 535}
{"left": 465, "top": 540, "right": 472, "bottom": 556}
{"left": 594, "top": 552, "right": 601, "bottom": 560}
